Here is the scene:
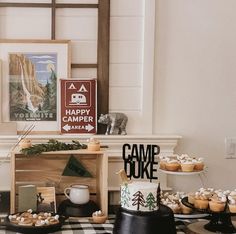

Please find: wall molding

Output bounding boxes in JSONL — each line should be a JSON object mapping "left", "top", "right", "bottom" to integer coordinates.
{"left": 0, "top": 134, "right": 181, "bottom": 157}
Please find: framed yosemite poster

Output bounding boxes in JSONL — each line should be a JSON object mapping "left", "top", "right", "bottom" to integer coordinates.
{"left": 0, "top": 39, "right": 70, "bottom": 134}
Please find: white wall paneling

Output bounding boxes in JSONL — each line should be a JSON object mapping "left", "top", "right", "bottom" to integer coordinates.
{"left": 109, "top": 87, "right": 141, "bottom": 111}
{"left": 109, "top": 0, "right": 156, "bottom": 134}
{"left": 71, "top": 40, "right": 97, "bottom": 64}
{"left": 110, "top": 41, "right": 143, "bottom": 64}
{"left": 56, "top": 8, "right": 97, "bottom": 16}
{"left": 71, "top": 68, "right": 97, "bottom": 78}
{"left": 0, "top": 8, "right": 51, "bottom": 39}
{"left": 110, "top": 0, "right": 144, "bottom": 17}
{"left": 56, "top": 13, "right": 98, "bottom": 40}
{"left": 109, "top": 64, "right": 142, "bottom": 87}
{"left": 110, "top": 17, "right": 143, "bottom": 41}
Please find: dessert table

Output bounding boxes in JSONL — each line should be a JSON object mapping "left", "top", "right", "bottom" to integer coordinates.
{"left": 0, "top": 215, "right": 212, "bottom": 234}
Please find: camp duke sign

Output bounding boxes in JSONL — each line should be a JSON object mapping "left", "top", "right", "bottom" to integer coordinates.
{"left": 122, "top": 144, "right": 160, "bottom": 182}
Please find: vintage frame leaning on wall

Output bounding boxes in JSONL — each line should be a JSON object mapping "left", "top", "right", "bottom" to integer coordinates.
{"left": 0, "top": 39, "right": 71, "bottom": 134}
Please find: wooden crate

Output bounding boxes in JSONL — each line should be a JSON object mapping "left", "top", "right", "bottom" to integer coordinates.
{"left": 11, "top": 150, "right": 108, "bottom": 215}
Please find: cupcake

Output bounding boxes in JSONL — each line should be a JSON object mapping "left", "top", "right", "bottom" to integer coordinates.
{"left": 228, "top": 196, "right": 236, "bottom": 213}
{"left": 194, "top": 191, "right": 211, "bottom": 210}
{"left": 229, "top": 190, "right": 236, "bottom": 200}
{"left": 19, "top": 139, "right": 32, "bottom": 149}
{"left": 18, "top": 217, "right": 33, "bottom": 226}
{"left": 222, "top": 190, "right": 231, "bottom": 199}
{"left": 194, "top": 198, "right": 209, "bottom": 210}
{"left": 180, "top": 160, "right": 195, "bottom": 172}
{"left": 163, "top": 202, "right": 181, "bottom": 214}
{"left": 209, "top": 194, "right": 226, "bottom": 212}
{"left": 87, "top": 138, "right": 100, "bottom": 151}
{"left": 177, "top": 154, "right": 190, "bottom": 161}
{"left": 188, "top": 193, "right": 195, "bottom": 205}
{"left": 92, "top": 210, "right": 107, "bottom": 223}
{"left": 159, "top": 156, "right": 168, "bottom": 170}
{"left": 180, "top": 202, "right": 193, "bottom": 214}
{"left": 8, "top": 214, "right": 20, "bottom": 224}
{"left": 194, "top": 157, "right": 204, "bottom": 171}
{"left": 165, "top": 159, "right": 180, "bottom": 171}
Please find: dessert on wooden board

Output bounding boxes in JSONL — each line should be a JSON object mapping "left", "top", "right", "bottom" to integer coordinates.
{"left": 8, "top": 209, "right": 60, "bottom": 227}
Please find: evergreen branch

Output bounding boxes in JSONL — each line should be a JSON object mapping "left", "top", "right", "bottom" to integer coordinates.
{"left": 20, "top": 139, "right": 87, "bottom": 156}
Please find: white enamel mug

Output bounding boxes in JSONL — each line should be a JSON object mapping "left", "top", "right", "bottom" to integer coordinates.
{"left": 64, "top": 184, "right": 90, "bottom": 204}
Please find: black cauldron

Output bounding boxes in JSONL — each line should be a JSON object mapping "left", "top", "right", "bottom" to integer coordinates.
{"left": 113, "top": 204, "right": 176, "bottom": 234}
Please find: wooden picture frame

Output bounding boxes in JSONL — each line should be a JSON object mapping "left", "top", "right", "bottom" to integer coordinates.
{"left": 0, "top": 39, "right": 71, "bottom": 134}
{"left": 37, "top": 187, "right": 56, "bottom": 213}
{"left": 0, "top": 59, "right": 17, "bottom": 134}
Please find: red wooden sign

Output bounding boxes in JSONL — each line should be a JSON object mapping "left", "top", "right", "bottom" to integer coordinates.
{"left": 61, "top": 79, "right": 97, "bottom": 134}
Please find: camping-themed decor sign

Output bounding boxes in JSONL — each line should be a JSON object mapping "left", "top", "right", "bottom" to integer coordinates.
{"left": 61, "top": 79, "right": 97, "bottom": 134}
{"left": 122, "top": 144, "right": 160, "bottom": 181}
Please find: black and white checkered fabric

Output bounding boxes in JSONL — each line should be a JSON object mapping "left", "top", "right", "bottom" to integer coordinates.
{"left": 58, "top": 216, "right": 114, "bottom": 234}
{"left": 0, "top": 215, "right": 204, "bottom": 234}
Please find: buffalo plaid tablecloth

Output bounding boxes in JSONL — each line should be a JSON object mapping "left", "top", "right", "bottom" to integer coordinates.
{"left": 0, "top": 215, "right": 205, "bottom": 234}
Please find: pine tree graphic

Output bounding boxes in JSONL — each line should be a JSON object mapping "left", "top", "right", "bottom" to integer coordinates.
{"left": 156, "top": 182, "right": 161, "bottom": 208}
{"left": 145, "top": 192, "right": 156, "bottom": 210}
{"left": 121, "top": 183, "right": 130, "bottom": 207}
{"left": 132, "top": 191, "right": 145, "bottom": 211}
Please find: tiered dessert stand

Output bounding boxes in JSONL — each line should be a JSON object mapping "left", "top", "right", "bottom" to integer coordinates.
{"left": 182, "top": 197, "right": 236, "bottom": 233}
{"left": 159, "top": 167, "right": 236, "bottom": 233}
{"left": 159, "top": 168, "right": 206, "bottom": 187}
{"left": 159, "top": 168, "right": 209, "bottom": 218}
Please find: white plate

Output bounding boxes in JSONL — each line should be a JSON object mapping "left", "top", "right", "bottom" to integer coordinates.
{"left": 159, "top": 169, "right": 204, "bottom": 175}
{"left": 174, "top": 213, "right": 209, "bottom": 219}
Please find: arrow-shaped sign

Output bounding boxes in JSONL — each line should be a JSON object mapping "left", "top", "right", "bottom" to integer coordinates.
{"left": 63, "top": 124, "right": 94, "bottom": 132}
{"left": 86, "top": 124, "right": 94, "bottom": 132}
{"left": 63, "top": 124, "right": 71, "bottom": 132}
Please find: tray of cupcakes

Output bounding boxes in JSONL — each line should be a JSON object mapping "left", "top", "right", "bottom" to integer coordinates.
{"left": 182, "top": 188, "right": 236, "bottom": 214}
{"left": 159, "top": 154, "right": 205, "bottom": 174}
{"left": 181, "top": 188, "right": 236, "bottom": 233}
{"left": 161, "top": 191, "right": 209, "bottom": 219}
{"left": 0, "top": 209, "right": 66, "bottom": 234}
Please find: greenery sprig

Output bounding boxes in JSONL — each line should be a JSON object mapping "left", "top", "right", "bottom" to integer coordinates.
{"left": 20, "top": 139, "right": 87, "bottom": 156}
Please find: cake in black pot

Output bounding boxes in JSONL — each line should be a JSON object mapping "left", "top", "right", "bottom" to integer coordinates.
{"left": 113, "top": 182, "right": 176, "bottom": 234}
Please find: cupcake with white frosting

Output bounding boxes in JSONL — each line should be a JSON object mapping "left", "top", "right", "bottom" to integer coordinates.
{"left": 180, "top": 159, "right": 195, "bottom": 172}
{"left": 159, "top": 156, "right": 168, "bottom": 170}
{"left": 165, "top": 159, "right": 180, "bottom": 171}
{"left": 209, "top": 193, "right": 227, "bottom": 212}
{"left": 194, "top": 157, "right": 204, "bottom": 171}
{"left": 177, "top": 154, "right": 190, "bottom": 161}
{"left": 228, "top": 196, "right": 236, "bottom": 213}
{"left": 194, "top": 190, "right": 212, "bottom": 210}
{"left": 87, "top": 138, "right": 100, "bottom": 151}
{"left": 229, "top": 190, "right": 236, "bottom": 200}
